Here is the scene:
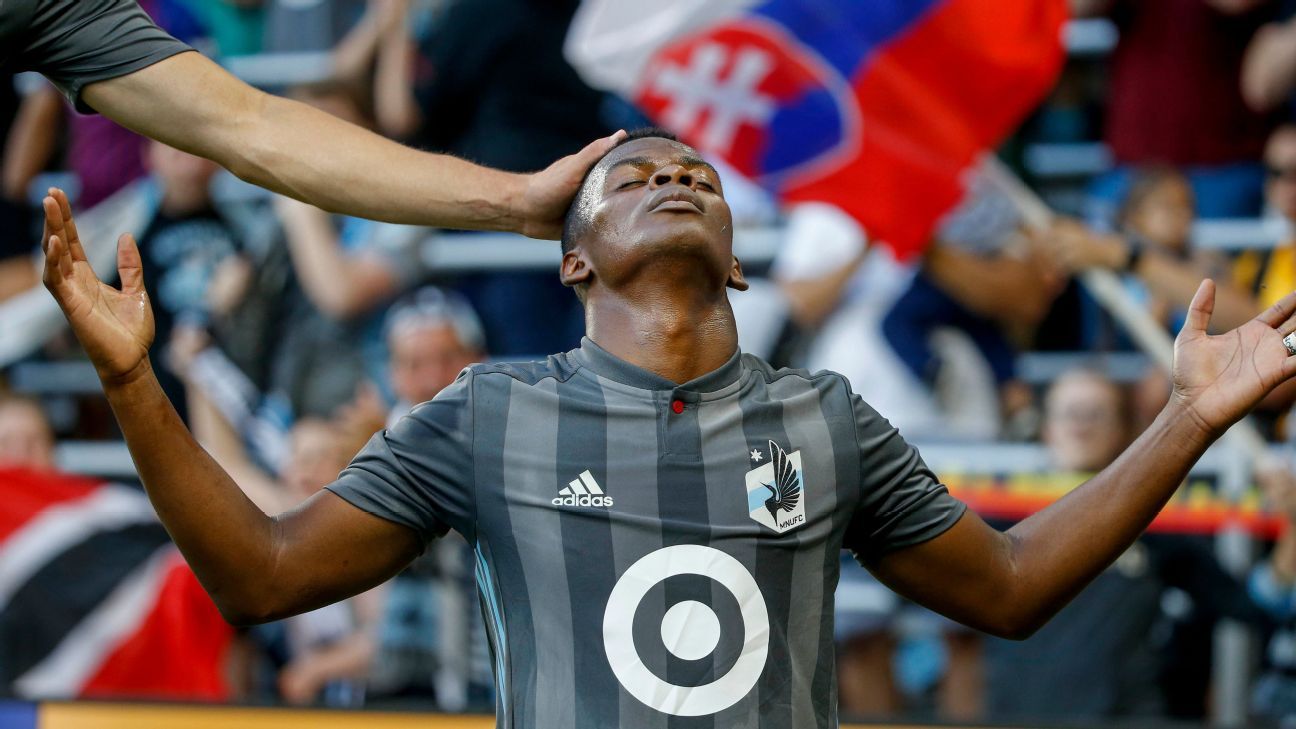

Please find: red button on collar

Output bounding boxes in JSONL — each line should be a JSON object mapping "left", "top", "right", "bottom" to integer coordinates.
{"left": 671, "top": 399, "right": 685, "bottom": 414}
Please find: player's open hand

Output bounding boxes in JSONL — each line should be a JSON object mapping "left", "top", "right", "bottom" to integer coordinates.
{"left": 1170, "top": 280, "right": 1296, "bottom": 437}
{"left": 40, "top": 189, "right": 154, "bottom": 386}
{"left": 518, "top": 130, "right": 626, "bottom": 239}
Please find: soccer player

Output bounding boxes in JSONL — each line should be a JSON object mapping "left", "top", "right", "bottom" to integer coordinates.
{"left": 1, "top": 0, "right": 619, "bottom": 237}
{"left": 40, "top": 129, "right": 1296, "bottom": 728}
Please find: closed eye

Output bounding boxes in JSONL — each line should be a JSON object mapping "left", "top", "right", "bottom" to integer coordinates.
{"left": 617, "top": 179, "right": 646, "bottom": 190}
{"left": 698, "top": 181, "right": 717, "bottom": 192}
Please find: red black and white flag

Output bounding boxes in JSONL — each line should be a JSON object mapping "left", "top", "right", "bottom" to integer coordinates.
{"left": 0, "top": 468, "right": 232, "bottom": 700}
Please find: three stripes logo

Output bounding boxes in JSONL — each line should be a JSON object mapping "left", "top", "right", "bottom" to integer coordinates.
{"left": 553, "top": 470, "right": 614, "bottom": 508}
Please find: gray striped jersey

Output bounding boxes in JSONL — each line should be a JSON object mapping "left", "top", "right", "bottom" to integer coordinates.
{"left": 328, "top": 338, "right": 966, "bottom": 728}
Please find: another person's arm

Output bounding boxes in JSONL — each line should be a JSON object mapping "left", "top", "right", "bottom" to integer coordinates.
{"left": 2, "top": 84, "right": 63, "bottom": 201}
{"left": 277, "top": 586, "right": 386, "bottom": 705}
{"left": 274, "top": 197, "right": 403, "bottom": 319}
{"left": 1242, "top": 18, "right": 1296, "bottom": 113}
{"left": 40, "top": 190, "right": 421, "bottom": 624}
{"left": 922, "top": 243, "right": 1062, "bottom": 327}
{"left": 371, "top": 2, "right": 421, "bottom": 140}
{"left": 81, "top": 53, "right": 622, "bottom": 238}
{"left": 1052, "top": 219, "right": 1257, "bottom": 331}
{"left": 1249, "top": 467, "right": 1296, "bottom": 619}
{"left": 868, "top": 280, "right": 1296, "bottom": 638}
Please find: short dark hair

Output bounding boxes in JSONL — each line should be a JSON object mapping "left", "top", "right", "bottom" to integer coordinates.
{"left": 560, "top": 127, "right": 681, "bottom": 254}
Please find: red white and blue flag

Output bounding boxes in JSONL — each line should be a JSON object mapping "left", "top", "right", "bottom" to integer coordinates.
{"left": 567, "top": 0, "right": 1067, "bottom": 258}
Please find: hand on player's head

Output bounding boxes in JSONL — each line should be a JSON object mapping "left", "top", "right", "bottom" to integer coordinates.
{"left": 519, "top": 130, "right": 628, "bottom": 240}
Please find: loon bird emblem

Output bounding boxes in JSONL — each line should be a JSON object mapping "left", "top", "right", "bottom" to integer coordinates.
{"left": 762, "top": 440, "right": 801, "bottom": 520}
{"left": 744, "top": 439, "right": 808, "bottom": 534}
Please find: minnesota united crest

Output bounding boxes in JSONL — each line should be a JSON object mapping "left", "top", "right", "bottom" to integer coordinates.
{"left": 744, "top": 440, "right": 806, "bottom": 534}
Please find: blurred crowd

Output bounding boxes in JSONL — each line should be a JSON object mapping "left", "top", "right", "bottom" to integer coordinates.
{"left": 7, "top": 0, "right": 1296, "bottom": 725}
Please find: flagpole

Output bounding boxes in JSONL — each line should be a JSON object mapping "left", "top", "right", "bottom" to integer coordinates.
{"left": 979, "top": 155, "right": 1269, "bottom": 460}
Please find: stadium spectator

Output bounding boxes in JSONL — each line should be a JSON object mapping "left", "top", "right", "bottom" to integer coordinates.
{"left": 1073, "top": 0, "right": 1276, "bottom": 222}
{"left": 135, "top": 141, "right": 242, "bottom": 421}
{"left": 1248, "top": 463, "right": 1296, "bottom": 723}
{"left": 835, "top": 554, "right": 985, "bottom": 721}
{"left": 986, "top": 369, "right": 1264, "bottom": 722}
{"left": 1215, "top": 125, "right": 1296, "bottom": 418}
{"left": 173, "top": 0, "right": 265, "bottom": 57}
{"left": 232, "top": 417, "right": 384, "bottom": 707}
{"left": 367, "top": 288, "right": 492, "bottom": 711}
{"left": 0, "top": 393, "right": 55, "bottom": 470}
{"left": 383, "top": 287, "right": 485, "bottom": 419}
{"left": 1049, "top": 167, "right": 1259, "bottom": 430}
{"left": 881, "top": 170, "right": 1065, "bottom": 440}
{"left": 1057, "top": 168, "right": 1254, "bottom": 333}
{"left": 170, "top": 80, "right": 433, "bottom": 471}
{"left": 273, "top": 81, "right": 431, "bottom": 393}
{"left": 1237, "top": 124, "right": 1296, "bottom": 308}
{"left": 1242, "top": 2, "right": 1296, "bottom": 114}
{"left": 0, "top": 72, "right": 35, "bottom": 302}
{"left": 371, "top": 0, "right": 612, "bottom": 355}
{"left": 771, "top": 204, "right": 940, "bottom": 437}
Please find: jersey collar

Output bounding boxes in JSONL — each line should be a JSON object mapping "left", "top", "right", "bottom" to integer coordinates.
{"left": 573, "top": 337, "right": 745, "bottom": 394}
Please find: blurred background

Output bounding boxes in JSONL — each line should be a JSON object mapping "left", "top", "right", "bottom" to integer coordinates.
{"left": 5, "top": 0, "right": 1296, "bottom": 726}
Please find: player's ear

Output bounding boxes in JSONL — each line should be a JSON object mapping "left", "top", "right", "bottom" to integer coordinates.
{"left": 561, "top": 248, "right": 594, "bottom": 289}
{"left": 726, "top": 255, "right": 749, "bottom": 292}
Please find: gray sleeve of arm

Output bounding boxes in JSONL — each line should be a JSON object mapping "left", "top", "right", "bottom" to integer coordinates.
{"left": 17, "top": 0, "right": 193, "bottom": 113}
{"left": 843, "top": 392, "right": 966, "bottom": 564}
{"left": 325, "top": 369, "right": 476, "bottom": 547}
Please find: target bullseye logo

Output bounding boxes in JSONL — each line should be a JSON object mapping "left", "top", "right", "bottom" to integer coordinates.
{"left": 603, "top": 545, "right": 769, "bottom": 717}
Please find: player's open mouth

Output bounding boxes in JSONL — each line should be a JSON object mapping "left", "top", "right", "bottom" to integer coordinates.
{"left": 648, "top": 189, "right": 705, "bottom": 214}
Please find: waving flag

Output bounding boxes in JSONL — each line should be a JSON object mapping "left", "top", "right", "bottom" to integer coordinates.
{"left": 567, "top": 0, "right": 1067, "bottom": 258}
{"left": 0, "top": 468, "right": 232, "bottom": 700}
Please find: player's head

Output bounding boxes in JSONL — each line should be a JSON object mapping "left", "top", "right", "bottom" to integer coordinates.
{"left": 0, "top": 394, "right": 56, "bottom": 471}
{"left": 1042, "top": 369, "right": 1130, "bottom": 472}
{"left": 559, "top": 128, "right": 747, "bottom": 303}
{"left": 385, "top": 287, "right": 486, "bottom": 406}
{"left": 283, "top": 418, "right": 359, "bottom": 498}
{"left": 1119, "top": 166, "right": 1194, "bottom": 252}
{"left": 1266, "top": 123, "right": 1296, "bottom": 222}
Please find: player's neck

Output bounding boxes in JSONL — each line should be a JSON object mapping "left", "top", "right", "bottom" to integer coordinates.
{"left": 584, "top": 285, "right": 738, "bottom": 385}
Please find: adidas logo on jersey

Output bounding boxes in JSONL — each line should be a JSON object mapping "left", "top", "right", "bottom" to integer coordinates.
{"left": 554, "top": 470, "right": 614, "bottom": 508}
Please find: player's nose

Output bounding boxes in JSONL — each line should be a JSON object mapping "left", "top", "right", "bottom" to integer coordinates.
{"left": 650, "top": 164, "right": 696, "bottom": 190}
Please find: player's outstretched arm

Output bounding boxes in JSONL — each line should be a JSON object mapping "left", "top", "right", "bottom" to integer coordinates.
{"left": 872, "top": 280, "right": 1296, "bottom": 639}
{"left": 39, "top": 190, "right": 421, "bottom": 624}
{"left": 79, "top": 52, "right": 623, "bottom": 239}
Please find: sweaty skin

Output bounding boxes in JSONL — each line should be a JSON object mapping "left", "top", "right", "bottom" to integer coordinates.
{"left": 39, "top": 134, "right": 1296, "bottom": 638}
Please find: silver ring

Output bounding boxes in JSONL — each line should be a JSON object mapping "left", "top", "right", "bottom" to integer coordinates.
{"left": 1284, "top": 332, "right": 1296, "bottom": 357}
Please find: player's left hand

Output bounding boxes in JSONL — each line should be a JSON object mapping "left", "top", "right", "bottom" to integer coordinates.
{"left": 1170, "top": 280, "right": 1296, "bottom": 436}
{"left": 518, "top": 130, "right": 626, "bottom": 239}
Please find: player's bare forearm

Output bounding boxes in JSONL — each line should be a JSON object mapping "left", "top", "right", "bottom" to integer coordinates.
{"left": 874, "top": 401, "right": 1212, "bottom": 638}
{"left": 999, "top": 399, "right": 1214, "bottom": 628}
{"left": 877, "top": 282, "right": 1296, "bottom": 638}
{"left": 100, "top": 361, "right": 282, "bottom": 622}
{"left": 81, "top": 52, "right": 623, "bottom": 238}
{"left": 105, "top": 365, "right": 418, "bottom": 624}
{"left": 236, "top": 93, "right": 526, "bottom": 230}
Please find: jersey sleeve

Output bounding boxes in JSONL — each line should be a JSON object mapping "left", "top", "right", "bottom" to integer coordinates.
{"left": 842, "top": 392, "right": 966, "bottom": 564}
{"left": 17, "top": 0, "right": 193, "bottom": 113}
{"left": 326, "top": 370, "right": 477, "bottom": 546}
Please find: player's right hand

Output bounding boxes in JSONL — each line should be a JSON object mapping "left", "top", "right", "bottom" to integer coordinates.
{"left": 41, "top": 189, "right": 155, "bottom": 386}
